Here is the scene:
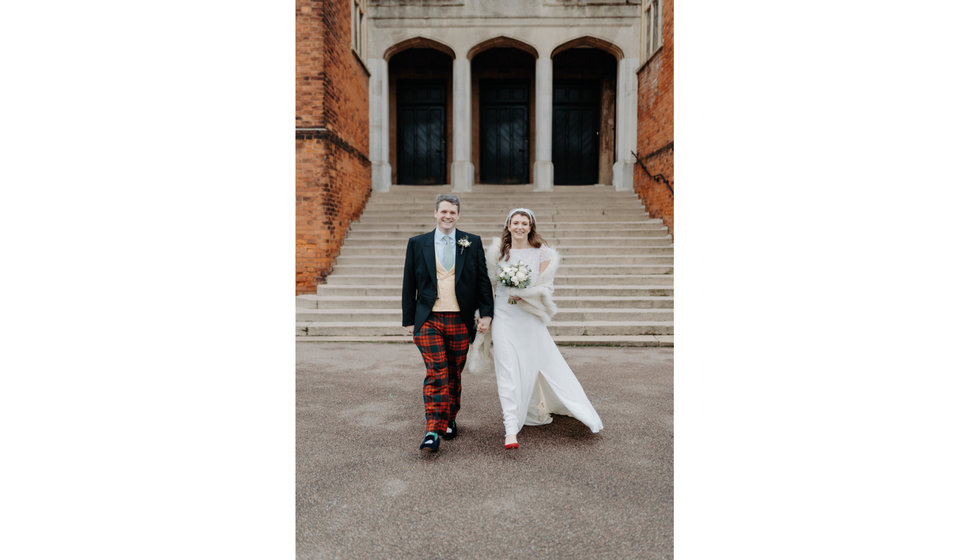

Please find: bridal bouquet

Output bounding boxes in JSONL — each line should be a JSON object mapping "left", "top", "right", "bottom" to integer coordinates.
{"left": 497, "top": 261, "right": 532, "bottom": 304}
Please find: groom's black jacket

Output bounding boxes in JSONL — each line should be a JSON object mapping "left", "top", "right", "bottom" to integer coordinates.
{"left": 401, "top": 229, "right": 494, "bottom": 340}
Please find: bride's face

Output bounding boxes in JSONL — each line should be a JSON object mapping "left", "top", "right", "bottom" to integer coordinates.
{"left": 508, "top": 214, "right": 531, "bottom": 241}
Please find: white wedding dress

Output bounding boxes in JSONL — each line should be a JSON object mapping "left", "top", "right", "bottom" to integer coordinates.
{"left": 492, "top": 246, "right": 603, "bottom": 435}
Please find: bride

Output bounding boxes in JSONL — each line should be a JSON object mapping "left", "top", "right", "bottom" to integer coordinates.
{"left": 468, "top": 208, "right": 603, "bottom": 449}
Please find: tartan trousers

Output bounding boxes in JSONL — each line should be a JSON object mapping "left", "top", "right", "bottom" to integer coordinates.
{"left": 414, "top": 312, "right": 470, "bottom": 433}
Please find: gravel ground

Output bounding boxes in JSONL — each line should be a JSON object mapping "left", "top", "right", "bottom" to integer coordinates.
{"left": 297, "top": 342, "right": 673, "bottom": 559}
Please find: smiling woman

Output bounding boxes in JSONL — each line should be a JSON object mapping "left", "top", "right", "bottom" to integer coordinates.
{"left": 499, "top": 207, "right": 546, "bottom": 263}
{"left": 468, "top": 207, "right": 603, "bottom": 450}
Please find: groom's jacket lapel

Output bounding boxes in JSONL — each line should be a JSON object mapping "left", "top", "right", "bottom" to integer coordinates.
{"left": 421, "top": 230, "right": 437, "bottom": 286}
{"left": 454, "top": 230, "right": 466, "bottom": 284}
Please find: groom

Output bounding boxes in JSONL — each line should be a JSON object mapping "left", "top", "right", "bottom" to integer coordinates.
{"left": 402, "top": 194, "right": 494, "bottom": 453}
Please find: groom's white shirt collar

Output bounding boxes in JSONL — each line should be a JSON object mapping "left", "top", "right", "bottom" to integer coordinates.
{"left": 436, "top": 229, "right": 456, "bottom": 243}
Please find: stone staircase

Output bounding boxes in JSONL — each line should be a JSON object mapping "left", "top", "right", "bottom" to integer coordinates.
{"left": 296, "top": 184, "right": 673, "bottom": 346}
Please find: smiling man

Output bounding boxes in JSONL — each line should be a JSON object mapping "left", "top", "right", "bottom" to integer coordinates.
{"left": 401, "top": 194, "right": 494, "bottom": 452}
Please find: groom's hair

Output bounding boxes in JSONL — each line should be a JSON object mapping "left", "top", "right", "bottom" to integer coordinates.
{"left": 435, "top": 194, "right": 460, "bottom": 212}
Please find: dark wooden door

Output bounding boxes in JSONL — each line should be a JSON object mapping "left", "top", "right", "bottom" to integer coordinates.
{"left": 397, "top": 81, "right": 446, "bottom": 185}
{"left": 553, "top": 81, "right": 599, "bottom": 185}
{"left": 480, "top": 81, "right": 529, "bottom": 184}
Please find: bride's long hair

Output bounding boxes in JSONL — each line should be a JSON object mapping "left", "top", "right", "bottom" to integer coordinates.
{"left": 500, "top": 210, "right": 547, "bottom": 262}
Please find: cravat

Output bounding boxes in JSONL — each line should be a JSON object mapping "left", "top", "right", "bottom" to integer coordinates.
{"left": 441, "top": 235, "right": 455, "bottom": 270}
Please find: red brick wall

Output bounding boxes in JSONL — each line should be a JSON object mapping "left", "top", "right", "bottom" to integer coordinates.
{"left": 296, "top": 0, "right": 372, "bottom": 294}
{"left": 634, "top": 0, "right": 674, "bottom": 235}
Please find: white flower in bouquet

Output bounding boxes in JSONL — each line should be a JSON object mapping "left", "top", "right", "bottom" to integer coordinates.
{"left": 497, "top": 260, "right": 533, "bottom": 304}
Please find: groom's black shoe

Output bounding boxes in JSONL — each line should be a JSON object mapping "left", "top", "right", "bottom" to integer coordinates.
{"left": 419, "top": 432, "right": 440, "bottom": 452}
{"left": 443, "top": 421, "right": 459, "bottom": 441}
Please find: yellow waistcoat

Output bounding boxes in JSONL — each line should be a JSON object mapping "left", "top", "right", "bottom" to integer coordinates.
{"left": 432, "top": 259, "right": 460, "bottom": 312}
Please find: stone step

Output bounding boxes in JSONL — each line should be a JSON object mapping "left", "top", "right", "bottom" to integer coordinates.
{"left": 340, "top": 236, "right": 672, "bottom": 248}
{"left": 298, "top": 321, "right": 673, "bottom": 337}
{"left": 364, "top": 196, "right": 640, "bottom": 202}
{"left": 372, "top": 198, "right": 640, "bottom": 205}
{"left": 551, "top": 335, "right": 673, "bottom": 347}
{"left": 391, "top": 183, "right": 612, "bottom": 193}
{"left": 347, "top": 229, "right": 668, "bottom": 240}
{"left": 355, "top": 216, "right": 652, "bottom": 226}
{"left": 336, "top": 245, "right": 674, "bottom": 257}
{"left": 296, "top": 295, "right": 400, "bottom": 309}
{"left": 328, "top": 264, "right": 673, "bottom": 276}
{"left": 316, "top": 284, "right": 673, "bottom": 297}
{"left": 348, "top": 225, "right": 667, "bottom": 235}
{"left": 334, "top": 254, "right": 673, "bottom": 266}
{"left": 554, "top": 255, "right": 674, "bottom": 265}
{"left": 364, "top": 194, "right": 643, "bottom": 202}
{"left": 296, "top": 307, "right": 673, "bottom": 323}
{"left": 362, "top": 205, "right": 645, "bottom": 214}
{"left": 368, "top": 188, "right": 637, "bottom": 195}
{"left": 301, "top": 181, "right": 671, "bottom": 347}
{"left": 295, "top": 334, "right": 673, "bottom": 347}
{"left": 348, "top": 220, "right": 664, "bottom": 231}
{"left": 323, "top": 274, "right": 674, "bottom": 286}
{"left": 359, "top": 211, "right": 651, "bottom": 220}
{"left": 298, "top": 294, "right": 673, "bottom": 310}
{"left": 360, "top": 202, "right": 647, "bottom": 209}
{"left": 376, "top": 191, "right": 638, "bottom": 200}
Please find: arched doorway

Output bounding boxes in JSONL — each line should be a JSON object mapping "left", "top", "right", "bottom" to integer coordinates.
{"left": 551, "top": 41, "right": 620, "bottom": 185}
{"left": 470, "top": 43, "right": 536, "bottom": 184}
{"left": 388, "top": 46, "right": 454, "bottom": 185}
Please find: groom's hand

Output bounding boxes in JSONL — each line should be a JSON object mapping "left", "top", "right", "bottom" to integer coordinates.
{"left": 402, "top": 325, "right": 413, "bottom": 335}
{"left": 477, "top": 316, "right": 492, "bottom": 333}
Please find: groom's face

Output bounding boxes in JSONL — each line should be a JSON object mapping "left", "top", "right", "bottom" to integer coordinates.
{"left": 434, "top": 201, "right": 459, "bottom": 234}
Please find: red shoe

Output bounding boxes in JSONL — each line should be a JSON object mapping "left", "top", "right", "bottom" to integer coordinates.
{"left": 504, "top": 443, "right": 519, "bottom": 450}
{"left": 504, "top": 434, "right": 518, "bottom": 449}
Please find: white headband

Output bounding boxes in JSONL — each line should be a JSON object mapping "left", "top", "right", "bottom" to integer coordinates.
{"left": 505, "top": 208, "right": 535, "bottom": 225}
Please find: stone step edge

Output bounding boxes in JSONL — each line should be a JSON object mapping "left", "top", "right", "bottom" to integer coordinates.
{"left": 316, "top": 285, "right": 675, "bottom": 290}
{"left": 294, "top": 306, "right": 673, "bottom": 315}
{"left": 324, "top": 275, "right": 675, "bottom": 281}
{"left": 297, "top": 294, "right": 674, "bottom": 307}
{"left": 295, "top": 335, "right": 673, "bottom": 347}
{"left": 298, "top": 295, "right": 674, "bottom": 301}
{"left": 346, "top": 234, "right": 671, "bottom": 241}
{"left": 333, "top": 255, "right": 674, "bottom": 261}
{"left": 338, "top": 244, "right": 675, "bottom": 249}
{"left": 328, "top": 265, "right": 674, "bottom": 271}
{"left": 297, "top": 320, "right": 674, "bottom": 328}
{"left": 296, "top": 307, "right": 674, "bottom": 320}
{"left": 352, "top": 220, "right": 663, "bottom": 224}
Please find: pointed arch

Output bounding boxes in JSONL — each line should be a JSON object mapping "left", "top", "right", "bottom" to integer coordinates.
{"left": 384, "top": 37, "right": 456, "bottom": 61}
{"left": 551, "top": 36, "right": 624, "bottom": 60}
{"left": 467, "top": 37, "right": 538, "bottom": 60}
